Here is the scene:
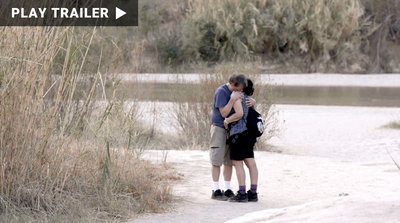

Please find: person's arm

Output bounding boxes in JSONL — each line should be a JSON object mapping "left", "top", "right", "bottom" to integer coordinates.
{"left": 219, "top": 91, "right": 243, "bottom": 118}
{"left": 224, "top": 99, "right": 243, "bottom": 129}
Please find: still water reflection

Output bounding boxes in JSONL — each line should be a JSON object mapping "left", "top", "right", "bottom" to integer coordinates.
{"left": 119, "top": 83, "right": 400, "bottom": 107}
{"left": 275, "top": 86, "right": 400, "bottom": 107}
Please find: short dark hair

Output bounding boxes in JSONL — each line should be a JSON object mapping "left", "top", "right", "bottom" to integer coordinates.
{"left": 243, "top": 78, "right": 254, "bottom": 96}
{"left": 229, "top": 74, "right": 247, "bottom": 88}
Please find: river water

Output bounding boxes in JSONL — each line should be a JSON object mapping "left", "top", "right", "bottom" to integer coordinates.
{"left": 118, "top": 74, "right": 400, "bottom": 107}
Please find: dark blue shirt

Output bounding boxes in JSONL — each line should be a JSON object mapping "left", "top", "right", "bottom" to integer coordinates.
{"left": 212, "top": 84, "right": 232, "bottom": 128}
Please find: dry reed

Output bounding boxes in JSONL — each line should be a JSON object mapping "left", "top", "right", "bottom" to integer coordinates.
{"left": 0, "top": 26, "right": 175, "bottom": 221}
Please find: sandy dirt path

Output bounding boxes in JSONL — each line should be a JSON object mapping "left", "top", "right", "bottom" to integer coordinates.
{"left": 226, "top": 191, "right": 400, "bottom": 223}
{"left": 131, "top": 105, "right": 400, "bottom": 222}
{"left": 132, "top": 150, "right": 400, "bottom": 223}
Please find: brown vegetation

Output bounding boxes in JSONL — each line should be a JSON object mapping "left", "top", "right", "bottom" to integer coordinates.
{"left": 0, "top": 27, "right": 176, "bottom": 221}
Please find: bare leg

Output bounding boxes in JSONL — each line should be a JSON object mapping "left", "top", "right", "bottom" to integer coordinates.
{"left": 232, "top": 160, "right": 246, "bottom": 186}
{"left": 244, "top": 158, "right": 258, "bottom": 185}
{"left": 223, "top": 164, "right": 233, "bottom": 182}
{"left": 212, "top": 165, "right": 221, "bottom": 182}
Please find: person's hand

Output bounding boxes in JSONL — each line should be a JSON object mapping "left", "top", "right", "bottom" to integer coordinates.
{"left": 231, "top": 91, "right": 244, "bottom": 101}
{"left": 246, "top": 97, "right": 256, "bottom": 107}
{"left": 224, "top": 119, "right": 229, "bottom": 129}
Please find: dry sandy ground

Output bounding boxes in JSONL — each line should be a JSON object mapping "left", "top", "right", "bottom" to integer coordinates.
{"left": 130, "top": 105, "right": 400, "bottom": 223}
{"left": 226, "top": 192, "right": 400, "bottom": 223}
{"left": 132, "top": 150, "right": 400, "bottom": 223}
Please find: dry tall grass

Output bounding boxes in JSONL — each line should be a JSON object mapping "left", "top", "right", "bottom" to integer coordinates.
{"left": 382, "top": 121, "right": 400, "bottom": 130}
{"left": 0, "top": 26, "right": 175, "bottom": 221}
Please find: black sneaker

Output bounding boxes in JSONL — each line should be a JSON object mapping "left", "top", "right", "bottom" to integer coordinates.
{"left": 211, "top": 189, "right": 228, "bottom": 201}
{"left": 224, "top": 189, "right": 235, "bottom": 199}
{"left": 228, "top": 191, "right": 248, "bottom": 203}
{"left": 247, "top": 190, "right": 258, "bottom": 202}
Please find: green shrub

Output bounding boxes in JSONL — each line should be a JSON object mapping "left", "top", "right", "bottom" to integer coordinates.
{"left": 168, "top": 0, "right": 372, "bottom": 69}
{"left": 155, "top": 24, "right": 184, "bottom": 66}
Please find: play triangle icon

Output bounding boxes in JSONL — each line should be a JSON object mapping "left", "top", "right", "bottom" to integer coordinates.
{"left": 116, "top": 7, "right": 126, "bottom": 20}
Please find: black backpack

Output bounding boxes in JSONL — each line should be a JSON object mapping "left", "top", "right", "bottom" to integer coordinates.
{"left": 246, "top": 107, "right": 265, "bottom": 138}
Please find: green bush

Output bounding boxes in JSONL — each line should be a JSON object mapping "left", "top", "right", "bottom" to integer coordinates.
{"left": 158, "top": 0, "right": 372, "bottom": 69}
{"left": 155, "top": 24, "right": 184, "bottom": 66}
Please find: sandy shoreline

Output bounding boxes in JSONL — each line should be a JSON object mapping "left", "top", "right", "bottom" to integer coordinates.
{"left": 119, "top": 73, "right": 400, "bottom": 87}
{"left": 137, "top": 103, "right": 400, "bottom": 162}
{"left": 268, "top": 104, "right": 400, "bottom": 163}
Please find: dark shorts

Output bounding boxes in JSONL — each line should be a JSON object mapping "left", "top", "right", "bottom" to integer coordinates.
{"left": 228, "top": 131, "right": 256, "bottom": 161}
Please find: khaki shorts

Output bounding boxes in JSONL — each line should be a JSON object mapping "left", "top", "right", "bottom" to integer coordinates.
{"left": 209, "top": 125, "right": 232, "bottom": 166}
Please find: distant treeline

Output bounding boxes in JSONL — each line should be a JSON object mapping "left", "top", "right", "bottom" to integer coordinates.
{"left": 138, "top": 0, "right": 400, "bottom": 73}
